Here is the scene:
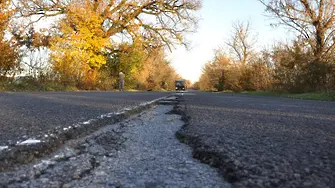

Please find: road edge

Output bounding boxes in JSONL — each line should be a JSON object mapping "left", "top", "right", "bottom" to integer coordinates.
{"left": 0, "top": 95, "right": 171, "bottom": 172}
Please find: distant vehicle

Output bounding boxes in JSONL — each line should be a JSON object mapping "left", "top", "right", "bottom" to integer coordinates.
{"left": 175, "top": 80, "right": 185, "bottom": 91}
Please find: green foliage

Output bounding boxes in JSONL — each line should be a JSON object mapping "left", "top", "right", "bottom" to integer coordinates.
{"left": 242, "top": 91, "right": 335, "bottom": 101}
{"left": 101, "top": 41, "right": 146, "bottom": 90}
{"left": 98, "top": 45, "right": 181, "bottom": 91}
{"left": 286, "top": 91, "right": 335, "bottom": 101}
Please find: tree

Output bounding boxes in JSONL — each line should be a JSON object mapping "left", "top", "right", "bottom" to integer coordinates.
{"left": 0, "top": 41, "right": 20, "bottom": 77}
{"left": 198, "top": 50, "right": 232, "bottom": 91}
{"left": 225, "top": 21, "right": 259, "bottom": 91}
{"left": 102, "top": 40, "right": 146, "bottom": 89}
{"left": 0, "top": 0, "right": 20, "bottom": 77}
{"left": 185, "top": 80, "right": 192, "bottom": 89}
{"left": 226, "top": 20, "right": 257, "bottom": 65}
{"left": 0, "top": 0, "right": 11, "bottom": 35}
{"left": 259, "top": 0, "right": 335, "bottom": 60}
{"left": 14, "top": 0, "right": 201, "bottom": 51}
{"left": 12, "top": 27, "right": 52, "bottom": 78}
{"left": 249, "top": 51, "right": 274, "bottom": 90}
{"left": 50, "top": 1, "right": 109, "bottom": 68}
{"left": 192, "top": 81, "right": 200, "bottom": 90}
{"left": 198, "top": 47, "right": 274, "bottom": 92}
{"left": 11, "top": 0, "right": 200, "bottom": 88}
{"left": 50, "top": 1, "right": 110, "bottom": 87}
{"left": 270, "top": 39, "right": 332, "bottom": 92}
{"left": 135, "top": 47, "right": 181, "bottom": 90}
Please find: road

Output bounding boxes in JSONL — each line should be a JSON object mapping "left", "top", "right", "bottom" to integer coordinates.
{"left": 0, "top": 91, "right": 171, "bottom": 145}
{"left": 1, "top": 105, "right": 232, "bottom": 187}
{"left": 1, "top": 91, "right": 335, "bottom": 187}
{"left": 176, "top": 92, "right": 335, "bottom": 187}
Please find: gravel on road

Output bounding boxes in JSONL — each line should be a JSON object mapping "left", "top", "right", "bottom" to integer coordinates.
{"left": 176, "top": 92, "right": 335, "bottom": 188}
{"left": 0, "top": 105, "right": 231, "bottom": 188}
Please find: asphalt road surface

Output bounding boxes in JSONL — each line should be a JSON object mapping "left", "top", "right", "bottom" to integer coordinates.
{"left": 1, "top": 105, "right": 231, "bottom": 187}
{"left": 1, "top": 90, "right": 335, "bottom": 187}
{"left": 0, "top": 91, "right": 171, "bottom": 145}
{"left": 176, "top": 92, "right": 335, "bottom": 187}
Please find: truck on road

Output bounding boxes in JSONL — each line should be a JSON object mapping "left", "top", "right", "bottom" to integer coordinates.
{"left": 175, "top": 80, "right": 186, "bottom": 91}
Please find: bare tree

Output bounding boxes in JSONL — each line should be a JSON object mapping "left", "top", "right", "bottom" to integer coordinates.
{"left": 226, "top": 21, "right": 257, "bottom": 65}
{"left": 259, "top": 0, "right": 335, "bottom": 60}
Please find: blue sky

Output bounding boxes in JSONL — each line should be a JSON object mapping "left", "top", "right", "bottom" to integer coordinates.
{"left": 168, "top": 0, "right": 294, "bottom": 83}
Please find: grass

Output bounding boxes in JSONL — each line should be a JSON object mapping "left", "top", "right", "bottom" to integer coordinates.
{"left": 0, "top": 81, "right": 79, "bottom": 92}
{"left": 0, "top": 81, "right": 175, "bottom": 92}
{"left": 240, "top": 91, "right": 335, "bottom": 101}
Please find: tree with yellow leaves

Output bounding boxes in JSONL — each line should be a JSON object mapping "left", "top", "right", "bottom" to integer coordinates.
{"left": 15, "top": 0, "right": 201, "bottom": 50}
{"left": 50, "top": 1, "right": 109, "bottom": 87}
{"left": 0, "top": 0, "right": 20, "bottom": 77}
{"left": 11, "top": 0, "right": 200, "bottom": 88}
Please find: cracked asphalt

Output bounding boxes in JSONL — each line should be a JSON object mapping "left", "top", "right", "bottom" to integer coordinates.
{"left": 0, "top": 91, "right": 171, "bottom": 145}
{"left": 1, "top": 91, "right": 335, "bottom": 187}
{"left": 0, "top": 105, "right": 231, "bottom": 188}
{"left": 176, "top": 92, "right": 335, "bottom": 187}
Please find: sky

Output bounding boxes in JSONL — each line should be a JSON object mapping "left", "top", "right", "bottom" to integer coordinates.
{"left": 167, "top": 0, "right": 294, "bottom": 83}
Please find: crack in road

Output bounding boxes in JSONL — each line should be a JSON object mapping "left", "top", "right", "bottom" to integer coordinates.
{"left": 174, "top": 93, "right": 335, "bottom": 188}
{"left": 0, "top": 102, "right": 230, "bottom": 187}
{"left": 0, "top": 97, "right": 166, "bottom": 172}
